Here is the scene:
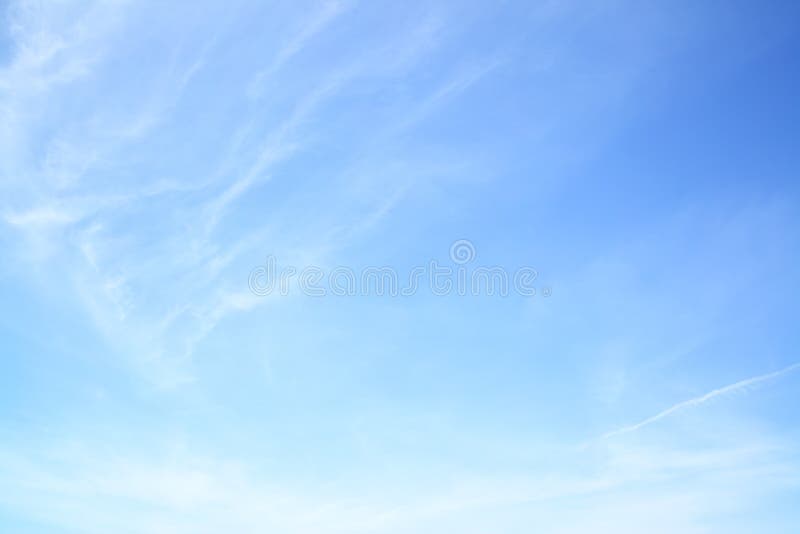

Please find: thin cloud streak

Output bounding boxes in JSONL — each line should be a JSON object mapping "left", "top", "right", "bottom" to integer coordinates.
{"left": 601, "top": 362, "right": 800, "bottom": 440}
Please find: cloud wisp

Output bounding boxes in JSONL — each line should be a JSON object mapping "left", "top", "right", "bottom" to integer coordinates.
{"left": 600, "top": 362, "right": 800, "bottom": 440}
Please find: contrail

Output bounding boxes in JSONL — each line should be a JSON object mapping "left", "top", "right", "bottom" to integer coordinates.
{"left": 600, "top": 362, "right": 800, "bottom": 440}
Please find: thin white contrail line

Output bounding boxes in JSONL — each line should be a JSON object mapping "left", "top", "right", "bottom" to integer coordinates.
{"left": 600, "top": 362, "right": 800, "bottom": 440}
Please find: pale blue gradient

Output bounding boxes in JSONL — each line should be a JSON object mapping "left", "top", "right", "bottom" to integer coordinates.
{"left": 1, "top": 1, "right": 800, "bottom": 532}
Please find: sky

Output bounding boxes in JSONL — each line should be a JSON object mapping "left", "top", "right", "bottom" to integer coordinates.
{"left": 1, "top": 0, "right": 800, "bottom": 532}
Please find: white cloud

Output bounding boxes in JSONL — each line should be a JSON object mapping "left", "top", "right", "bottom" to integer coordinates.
{"left": 600, "top": 362, "right": 800, "bottom": 440}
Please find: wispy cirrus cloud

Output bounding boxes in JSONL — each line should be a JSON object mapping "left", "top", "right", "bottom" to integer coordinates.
{"left": 0, "top": 0, "right": 508, "bottom": 389}
{"left": 246, "top": 0, "right": 352, "bottom": 99}
{"left": 600, "top": 362, "right": 800, "bottom": 440}
{"left": 1, "top": 427, "right": 795, "bottom": 534}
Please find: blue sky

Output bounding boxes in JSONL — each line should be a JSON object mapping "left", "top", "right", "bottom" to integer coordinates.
{"left": 1, "top": 0, "right": 800, "bottom": 532}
